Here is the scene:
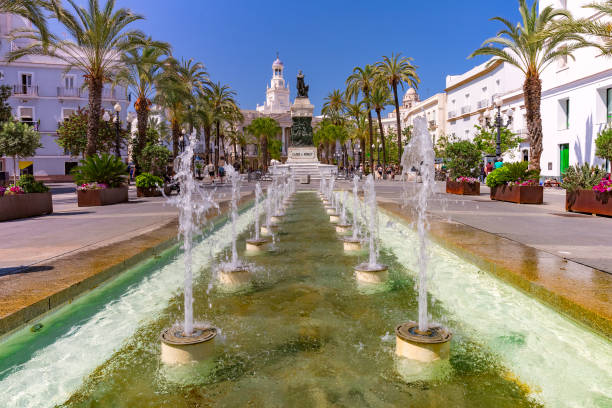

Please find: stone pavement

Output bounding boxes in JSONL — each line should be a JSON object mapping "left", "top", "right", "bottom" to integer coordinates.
{"left": 0, "top": 182, "right": 256, "bottom": 274}
{"left": 336, "top": 180, "right": 612, "bottom": 274}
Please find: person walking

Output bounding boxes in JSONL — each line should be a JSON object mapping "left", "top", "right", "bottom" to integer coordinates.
{"left": 479, "top": 163, "right": 486, "bottom": 183}
{"left": 207, "top": 162, "right": 215, "bottom": 183}
{"left": 219, "top": 157, "right": 226, "bottom": 183}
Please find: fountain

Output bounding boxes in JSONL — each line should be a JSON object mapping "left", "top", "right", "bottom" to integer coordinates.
{"left": 335, "top": 190, "right": 351, "bottom": 234}
{"left": 325, "top": 176, "right": 336, "bottom": 215}
{"left": 160, "top": 134, "right": 218, "bottom": 366}
{"left": 396, "top": 116, "right": 452, "bottom": 362}
{"left": 270, "top": 176, "right": 286, "bottom": 224}
{"left": 261, "top": 186, "right": 278, "bottom": 236}
{"left": 343, "top": 175, "right": 362, "bottom": 251}
{"left": 217, "top": 166, "right": 251, "bottom": 286}
{"left": 353, "top": 175, "right": 388, "bottom": 283}
{"left": 246, "top": 182, "right": 269, "bottom": 253}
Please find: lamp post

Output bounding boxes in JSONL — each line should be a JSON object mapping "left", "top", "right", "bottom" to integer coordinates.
{"left": 486, "top": 96, "right": 513, "bottom": 162}
{"left": 113, "top": 102, "right": 122, "bottom": 158}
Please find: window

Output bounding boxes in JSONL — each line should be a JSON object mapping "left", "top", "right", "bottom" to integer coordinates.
{"left": 523, "top": 150, "right": 529, "bottom": 162}
{"left": 0, "top": 71, "right": 4, "bottom": 81}
{"left": 565, "top": 99, "right": 570, "bottom": 129}
{"left": 62, "top": 108, "right": 76, "bottom": 120}
{"left": 18, "top": 107, "right": 34, "bottom": 122}
{"left": 558, "top": 98, "right": 570, "bottom": 130}
{"left": 607, "top": 88, "right": 612, "bottom": 123}
{"left": 20, "top": 73, "right": 32, "bottom": 94}
{"left": 64, "top": 75, "right": 75, "bottom": 89}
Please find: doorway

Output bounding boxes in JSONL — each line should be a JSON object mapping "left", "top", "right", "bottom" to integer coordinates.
{"left": 559, "top": 143, "right": 569, "bottom": 177}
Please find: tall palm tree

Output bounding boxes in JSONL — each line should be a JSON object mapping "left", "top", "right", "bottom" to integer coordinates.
{"left": 369, "top": 84, "right": 393, "bottom": 169}
{"left": 470, "top": 0, "right": 583, "bottom": 171}
{"left": 559, "top": 1, "right": 612, "bottom": 55}
{"left": 246, "top": 117, "right": 280, "bottom": 173}
{"left": 193, "top": 94, "right": 215, "bottom": 165}
{"left": 206, "top": 82, "right": 239, "bottom": 172}
{"left": 116, "top": 39, "right": 171, "bottom": 175}
{"left": 1, "top": 0, "right": 51, "bottom": 44}
{"left": 376, "top": 53, "right": 419, "bottom": 161}
{"left": 345, "top": 101, "right": 367, "bottom": 167}
{"left": 322, "top": 89, "right": 345, "bottom": 126}
{"left": 8, "top": 0, "right": 150, "bottom": 157}
{"left": 346, "top": 65, "right": 376, "bottom": 171}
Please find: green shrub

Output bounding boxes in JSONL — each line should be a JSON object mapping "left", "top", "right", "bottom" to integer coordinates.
{"left": 595, "top": 127, "right": 612, "bottom": 163}
{"left": 486, "top": 161, "right": 540, "bottom": 188}
{"left": 140, "top": 144, "right": 172, "bottom": 177}
{"left": 16, "top": 174, "right": 49, "bottom": 193}
{"left": 135, "top": 172, "right": 163, "bottom": 189}
{"left": 445, "top": 140, "right": 482, "bottom": 178}
{"left": 71, "top": 153, "right": 127, "bottom": 187}
{"left": 560, "top": 163, "right": 607, "bottom": 192}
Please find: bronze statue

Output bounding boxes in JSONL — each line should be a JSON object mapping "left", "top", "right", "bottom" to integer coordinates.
{"left": 296, "top": 70, "right": 309, "bottom": 99}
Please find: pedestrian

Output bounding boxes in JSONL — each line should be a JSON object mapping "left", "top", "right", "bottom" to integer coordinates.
{"left": 479, "top": 163, "right": 486, "bottom": 183}
{"left": 219, "top": 157, "right": 226, "bottom": 183}
{"left": 494, "top": 157, "right": 504, "bottom": 169}
{"left": 207, "top": 162, "right": 215, "bottom": 183}
{"left": 486, "top": 161, "right": 493, "bottom": 175}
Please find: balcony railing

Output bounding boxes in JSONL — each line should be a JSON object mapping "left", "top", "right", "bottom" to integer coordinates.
{"left": 477, "top": 99, "right": 489, "bottom": 109}
{"left": 13, "top": 85, "right": 38, "bottom": 96}
{"left": 461, "top": 105, "right": 471, "bottom": 115}
{"left": 57, "top": 87, "right": 82, "bottom": 98}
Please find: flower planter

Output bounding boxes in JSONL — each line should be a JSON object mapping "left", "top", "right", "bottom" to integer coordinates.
{"left": 137, "top": 187, "right": 162, "bottom": 197}
{"left": 566, "top": 189, "right": 612, "bottom": 216}
{"left": 77, "top": 186, "right": 128, "bottom": 207}
{"left": 0, "top": 192, "right": 53, "bottom": 221}
{"left": 490, "top": 185, "right": 543, "bottom": 204}
{"left": 446, "top": 180, "right": 480, "bottom": 195}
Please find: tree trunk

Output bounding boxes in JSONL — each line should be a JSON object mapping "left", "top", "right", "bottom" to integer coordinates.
{"left": 134, "top": 106, "right": 149, "bottom": 176}
{"left": 360, "top": 137, "right": 366, "bottom": 170}
{"left": 171, "top": 119, "right": 180, "bottom": 159}
{"left": 392, "top": 83, "right": 402, "bottom": 164}
{"left": 524, "top": 75, "right": 543, "bottom": 172}
{"left": 12, "top": 155, "right": 17, "bottom": 184}
{"left": 376, "top": 109, "right": 387, "bottom": 172}
{"left": 261, "top": 134, "right": 268, "bottom": 173}
{"left": 215, "top": 121, "right": 220, "bottom": 175}
{"left": 233, "top": 140, "right": 237, "bottom": 167}
{"left": 366, "top": 98, "right": 374, "bottom": 172}
{"left": 86, "top": 77, "right": 103, "bottom": 157}
{"left": 204, "top": 125, "right": 211, "bottom": 165}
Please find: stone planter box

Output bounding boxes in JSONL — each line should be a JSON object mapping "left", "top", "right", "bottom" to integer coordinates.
{"left": 0, "top": 192, "right": 53, "bottom": 221}
{"left": 77, "top": 186, "right": 128, "bottom": 207}
{"left": 490, "top": 185, "right": 543, "bottom": 204}
{"left": 137, "top": 187, "right": 162, "bottom": 197}
{"left": 446, "top": 180, "right": 480, "bottom": 195}
{"left": 566, "top": 189, "right": 612, "bottom": 216}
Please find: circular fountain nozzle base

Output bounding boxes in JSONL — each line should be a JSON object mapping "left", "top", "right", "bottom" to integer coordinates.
{"left": 329, "top": 214, "right": 340, "bottom": 223}
{"left": 354, "top": 262, "right": 389, "bottom": 284}
{"left": 270, "top": 214, "right": 285, "bottom": 224}
{"left": 218, "top": 266, "right": 251, "bottom": 285}
{"left": 395, "top": 322, "right": 452, "bottom": 363}
{"left": 325, "top": 207, "right": 336, "bottom": 215}
{"left": 343, "top": 238, "right": 362, "bottom": 252}
{"left": 246, "top": 238, "right": 269, "bottom": 253}
{"left": 322, "top": 199, "right": 330, "bottom": 205}
{"left": 260, "top": 225, "right": 278, "bottom": 236}
{"left": 336, "top": 224, "right": 352, "bottom": 234}
{"left": 160, "top": 326, "right": 217, "bottom": 365}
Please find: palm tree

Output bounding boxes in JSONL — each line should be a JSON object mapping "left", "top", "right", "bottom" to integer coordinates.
{"left": 8, "top": 0, "right": 150, "bottom": 157}
{"left": 376, "top": 53, "right": 419, "bottom": 161}
{"left": 246, "top": 117, "right": 280, "bottom": 173}
{"left": 559, "top": 1, "right": 612, "bottom": 55}
{"left": 0, "top": 0, "right": 51, "bottom": 44}
{"left": 116, "top": 39, "right": 171, "bottom": 175}
{"left": 346, "top": 65, "right": 376, "bottom": 171}
{"left": 345, "top": 101, "right": 367, "bottom": 167}
{"left": 206, "top": 82, "right": 239, "bottom": 173}
{"left": 322, "top": 89, "right": 345, "bottom": 126}
{"left": 369, "top": 84, "right": 393, "bottom": 170}
{"left": 470, "top": 0, "right": 583, "bottom": 171}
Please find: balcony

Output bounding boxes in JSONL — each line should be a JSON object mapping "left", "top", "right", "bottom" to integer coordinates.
{"left": 477, "top": 99, "right": 489, "bottom": 109}
{"left": 12, "top": 85, "right": 38, "bottom": 97}
{"left": 461, "top": 106, "right": 472, "bottom": 115}
{"left": 57, "top": 87, "right": 83, "bottom": 98}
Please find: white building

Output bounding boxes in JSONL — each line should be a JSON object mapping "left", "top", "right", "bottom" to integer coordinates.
{"left": 539, "top": 0, "right": 612, "bottom": 177}
{"left": 256, "top": 55, "right": 290, "bottom": 114}
{"left": 0, "top": 14, "right": 130, "bottom": 182}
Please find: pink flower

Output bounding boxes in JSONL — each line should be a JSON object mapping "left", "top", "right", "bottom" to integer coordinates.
{"left": 456, "top": 177, "right": 479, "bottom": 184}
{"left": 593, "top": 176, "right": 612, "bottom": 193}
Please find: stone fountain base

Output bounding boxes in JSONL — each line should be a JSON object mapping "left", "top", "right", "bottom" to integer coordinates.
{"left": 246, "top": 238, "right": 269, "bottom": 253}
{"left": 329, "top": 214, "right": 340, "bottom": 223}
{"left": 270, "top": 213, "right": 285, "bottom": 224}
{"left": 261, "top": 224, "right": 278, "bottom": 236}
{"left": 325, "top": 207, "right": 336, "bottom": 215}
{"left": 395, "top": 322, "right": 452, "bottom": 363}
{"left": 322, "top": 199, "right": 329, "bottom": 205}
{"left": 343, "top": 238, "right": 362, "bottom": 252}
{"left": 354, "top": 262, "right": 389, "bottom": 284}
{"left": 218, "top": 266, "right": 251, "bottom": 285}
{"left": 335, "top": 224, "right": 352, "bottom": 234}
{"left": 160, "top": 326, "right": 217, "bottom": 365}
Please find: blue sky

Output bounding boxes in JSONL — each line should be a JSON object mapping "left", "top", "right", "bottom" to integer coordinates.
{"left": 54, "top": 0, "right": 522, "bottom": 114}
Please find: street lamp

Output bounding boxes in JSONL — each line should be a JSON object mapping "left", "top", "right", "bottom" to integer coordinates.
{"left": 113, "top": 102, "right": 122, "bottom": 158}
{"left": 487, "top": 95, "right": 513, "bottom": 161}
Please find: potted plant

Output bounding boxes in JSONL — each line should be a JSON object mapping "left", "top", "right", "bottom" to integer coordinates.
{"left": 0, "top": 175, "right": 53, "bottom": 221}
{"left": 72, "top": 153, "right": 128, "bottom": 207}
{"left": 444, "top": 140, "right": 482, "bottom": 195}
{"left": 487, "top": 161, "right": 543, "bottom": 204}
{"left": 562, "top": 164, "right": 611, "bottom": 216}
{"left": 135, "top": 172, "right": 163, "bottom": 197}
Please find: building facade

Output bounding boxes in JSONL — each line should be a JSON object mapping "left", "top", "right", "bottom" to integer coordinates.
{"left": 0, "top": 14, "right": 130, "bottom": 182}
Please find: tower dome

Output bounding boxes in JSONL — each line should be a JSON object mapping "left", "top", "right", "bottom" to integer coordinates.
{"left": 403, "top": 87, "right": 419, "bottom": 108}
{"left": 272, "top": 53, "right": 284, "bottom": 79}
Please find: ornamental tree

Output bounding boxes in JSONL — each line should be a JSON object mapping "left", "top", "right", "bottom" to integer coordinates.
{"left": 0, "top": 120, "right": 42, "bottom": 183}
{"left": 0, "top": 85, "right": 12, "bottom": 124}
{"left": 445, "top": 140, "right": 482, "bottom": 178}
{"left": 473, "top": 124, "right": 522, "bottom": 158}
{"left": 595, "top": 127, "right": 612, "bottom": 164}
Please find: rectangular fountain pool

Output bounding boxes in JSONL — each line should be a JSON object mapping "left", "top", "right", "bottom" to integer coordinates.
{"left": 0, "top": 192, "right": 610, "bottom": 407}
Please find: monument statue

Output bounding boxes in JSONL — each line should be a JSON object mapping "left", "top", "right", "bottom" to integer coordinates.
{"left": 296, "top": 70, "right": 309, "bottom": 99}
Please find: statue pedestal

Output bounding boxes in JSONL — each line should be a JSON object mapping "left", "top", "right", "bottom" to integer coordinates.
{"left": 291, "top": 97, "right": 314, "bottom": 117}
{"left": 287, "top": 147, "right": 318, "bottom": 163}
